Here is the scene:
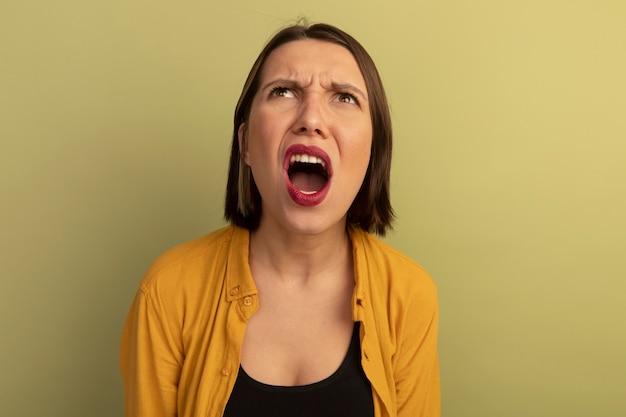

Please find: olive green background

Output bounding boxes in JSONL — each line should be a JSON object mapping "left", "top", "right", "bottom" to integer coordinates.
{"left": 1, "top": 1, "right": 624, "bottom": 416}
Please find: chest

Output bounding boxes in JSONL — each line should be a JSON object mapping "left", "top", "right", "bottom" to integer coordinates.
{"left": 239, "top": 281, "right": 355, "bottom": 386}
{"left": 224, "top": 322, "right": 374, "bottom": 417}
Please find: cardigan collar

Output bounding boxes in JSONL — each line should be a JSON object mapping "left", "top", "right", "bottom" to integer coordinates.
{"left": 224, "top": 226, "right": 257, "bottom": 303}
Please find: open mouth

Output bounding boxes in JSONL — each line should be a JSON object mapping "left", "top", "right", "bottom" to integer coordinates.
{"left": 284, "top": 145, "right": 332, "bottom": 206}
{"left": 287, "top": 153, "right": 329, "bottom": 194}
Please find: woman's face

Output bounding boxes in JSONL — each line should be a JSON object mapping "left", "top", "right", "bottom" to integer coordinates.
{"left": 240, "top": 39, "right": 373, "bottom": 236}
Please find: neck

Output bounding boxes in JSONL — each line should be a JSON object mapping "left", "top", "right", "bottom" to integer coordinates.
{"left": 249, "top": 219, "right": 352, "bottom": 284}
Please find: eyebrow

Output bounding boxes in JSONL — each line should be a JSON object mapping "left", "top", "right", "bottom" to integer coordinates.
{"left": 330, "top": 82, "right": 368, "bottom": 101}
{"left": 260, "top": 78, "right": 368, "bottom": 101}
{"left": 260, "top": 79, "right": 299, "bottom": 92}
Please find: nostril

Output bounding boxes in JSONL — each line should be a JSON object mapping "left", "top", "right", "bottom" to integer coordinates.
{"left": 294, "top": 122, "right": 326, "bottom": 138}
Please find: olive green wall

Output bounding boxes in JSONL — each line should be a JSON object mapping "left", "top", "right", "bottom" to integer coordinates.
{"left": 1, "top": 1, "right": 624, "bottom": 416}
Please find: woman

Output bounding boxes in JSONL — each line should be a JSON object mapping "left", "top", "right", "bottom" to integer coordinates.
{"left": 121, "top": 22, "right": 439, "bottom": 417}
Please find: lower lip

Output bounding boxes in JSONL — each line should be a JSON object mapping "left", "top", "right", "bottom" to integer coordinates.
{"left": 284, "top": 174, "right": 331, "bottom": 207}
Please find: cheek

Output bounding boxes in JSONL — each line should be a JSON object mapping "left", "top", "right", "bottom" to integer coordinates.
{"left": 243, "top": 120, "right": 272, "bottom": 167}
{"left": 357, "top": 145, "right": 373, "bottom": 176}
{"left": 352, "top": 131, "right": 373, "bottom": 172}
{"left": 340, "top": 140, "right": 372, "bottom": 189}
{"left": 245, "top": 139, "right": 267, "bottom": 169}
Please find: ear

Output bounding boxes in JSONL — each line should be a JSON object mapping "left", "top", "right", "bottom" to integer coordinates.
{"left": 238, "top": 123, "right": 250, "bottom": 166}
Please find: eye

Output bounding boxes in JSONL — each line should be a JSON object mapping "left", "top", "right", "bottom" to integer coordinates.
{"left": 269, "top": 86, "right": 295, "bottom": 98}
{"left": 336, "top": 93, "right": 359, "bottom": 105}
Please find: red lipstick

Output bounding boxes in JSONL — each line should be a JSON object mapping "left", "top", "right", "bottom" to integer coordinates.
{"left": 283, "top": 144, "right": 332, "bottom": 207}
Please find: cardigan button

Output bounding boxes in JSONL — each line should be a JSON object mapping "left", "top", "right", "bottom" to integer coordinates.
{"left": 243, "top": 296, "right": 253, "bottom": 306}
{"left": 222, "top": 368, "right": 231, "bottom": 376}
{"left": 230, "top": 286, "right": 240, "bottom": 296}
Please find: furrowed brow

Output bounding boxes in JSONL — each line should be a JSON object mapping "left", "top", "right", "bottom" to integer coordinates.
{"left": 260, "top": 78, "right": 301, "bottom": 92}
{"left": 330, "top": 82, "right": 368, "bottom": 101}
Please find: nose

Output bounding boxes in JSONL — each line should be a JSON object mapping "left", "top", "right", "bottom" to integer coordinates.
{"left": 292, "top": 94, "right": 328, "bottom": 139}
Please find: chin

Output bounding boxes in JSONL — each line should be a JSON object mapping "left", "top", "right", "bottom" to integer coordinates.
{"left": 273, "top": 210, "right": 348, "bottom": 237}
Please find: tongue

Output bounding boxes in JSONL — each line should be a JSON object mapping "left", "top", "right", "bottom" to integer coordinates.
{"left": 290, "top": 172, "right": 326, "bottom": 193}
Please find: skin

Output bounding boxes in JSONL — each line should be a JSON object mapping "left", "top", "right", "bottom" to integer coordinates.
{"left": 238, "top": 39, "right": 373, "bottom": 386}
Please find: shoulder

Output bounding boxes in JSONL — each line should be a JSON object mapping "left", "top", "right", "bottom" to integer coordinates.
{"left": 139, "top": 225, "right": 239, "bottom": 292}
{"left": 351, "top": 228, "right": 434, "bottom": 283}
{"left": 351, "top": 228, "right": 437, "bottom": 303}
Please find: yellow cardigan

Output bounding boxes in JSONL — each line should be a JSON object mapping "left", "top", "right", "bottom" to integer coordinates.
{"left": 120, "top": 225, "right": 440, "bottom": 416}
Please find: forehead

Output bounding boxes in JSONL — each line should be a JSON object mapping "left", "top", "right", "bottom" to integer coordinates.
{"left": 259, "top": 39, "right": 366, "bottom": 89}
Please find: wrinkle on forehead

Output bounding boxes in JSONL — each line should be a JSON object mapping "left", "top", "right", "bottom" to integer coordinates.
{"left": 258, "top": 40, "right": 368, "bottom": 99}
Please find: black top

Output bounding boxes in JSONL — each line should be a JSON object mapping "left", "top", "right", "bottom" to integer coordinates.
{"left": 223, "top": 322, "right": 374, "bottom": 417}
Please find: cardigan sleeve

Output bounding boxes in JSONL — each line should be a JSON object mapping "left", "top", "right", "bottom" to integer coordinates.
{"left": 394, "top": 277, "right": 440, "bottom": 417}
{"left": 120, "top": 285, "right": 184, "bottom": 417}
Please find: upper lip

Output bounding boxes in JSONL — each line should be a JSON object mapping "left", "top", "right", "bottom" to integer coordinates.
{"left": 283, "top": 144, "right": 332, "bottom": 177}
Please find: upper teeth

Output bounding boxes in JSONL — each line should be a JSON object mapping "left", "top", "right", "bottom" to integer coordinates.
{"left": 289, "top": 153, "right": 326, "bottom": 168}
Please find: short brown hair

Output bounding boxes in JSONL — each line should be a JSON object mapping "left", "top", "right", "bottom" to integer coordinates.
{"left": 224, "top": 22, "right": 394, "bottom": 235}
